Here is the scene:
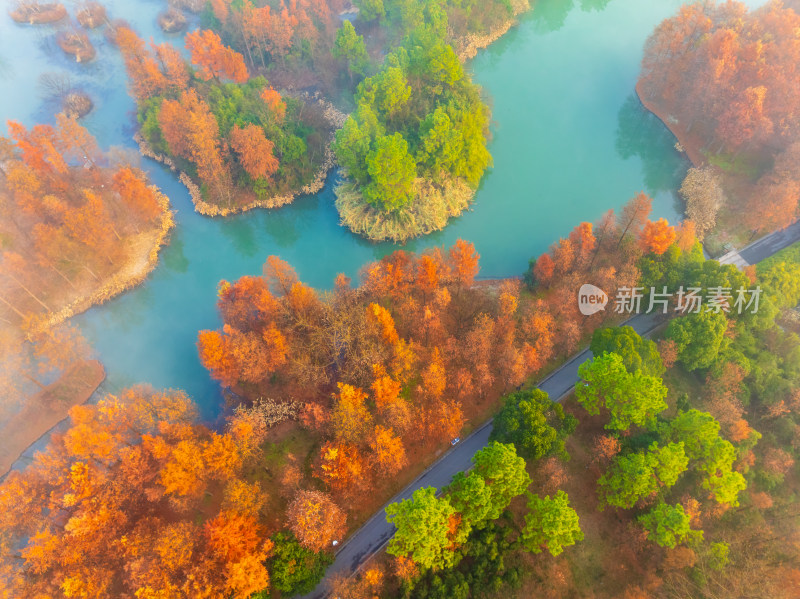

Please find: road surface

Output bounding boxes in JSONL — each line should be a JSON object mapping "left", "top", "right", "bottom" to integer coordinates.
{"left": 738, "top": 221, "right": 800, "bottom": 265}
{"left": 299, "top": 223, "right": 800, "bottom": 599}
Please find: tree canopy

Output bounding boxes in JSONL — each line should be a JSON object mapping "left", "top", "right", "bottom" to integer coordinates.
{"left": 490, "top": 389, "right": 576, "bottom": 460}
{"left": 638, "top": 502, "right": 700, "bottom": 549}
{"left": 590, "top": 326, "right": 664, "bottom": 377}
{"left": 575, "top": 352, "right": 668, "bottom": 431}
{"left": 385, "top": 487, "right": 459, "bottom": 571}
{"left": 522, "top": 491, "right": 583, "bottom": 556}
{"left": 666, "top": 310, "right": 728, "bottom": 371}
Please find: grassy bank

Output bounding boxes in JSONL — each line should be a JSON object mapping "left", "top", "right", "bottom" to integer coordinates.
{"left": 335, "top": 177, "right": 475, "bottom": 243}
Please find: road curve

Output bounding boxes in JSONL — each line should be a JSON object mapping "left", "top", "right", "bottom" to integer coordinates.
{"left": 298, "top": 223, "right": 800, "bottom": 599}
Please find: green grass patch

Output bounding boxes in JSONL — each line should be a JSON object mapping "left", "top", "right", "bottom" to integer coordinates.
{"left": 702, "top": 148, "right": 770, "bottom": 181}
{"left": 757, "top": 241, "right": 800, "bottom": 272}
{"left": 260, "top": 427, "right": 316, "bottom": 477}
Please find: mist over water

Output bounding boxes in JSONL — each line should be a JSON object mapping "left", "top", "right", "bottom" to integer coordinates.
{"left": 0, "top": 0, "right": 768, "bottom": 419}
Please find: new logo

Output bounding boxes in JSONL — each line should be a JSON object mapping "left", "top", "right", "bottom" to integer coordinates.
{"left": 578, "top": 284, "right": 608, "bottom": 316}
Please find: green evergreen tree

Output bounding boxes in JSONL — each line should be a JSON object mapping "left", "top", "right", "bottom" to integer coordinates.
{"left": 385, "top": 487, "right": 459, "bottom": 570}
{"left": 590, "top": 325, "right": 665, "bottom": 377}
{"left": 575, "top": 352, "right": 668, "bottom": 431}
{"left": 638, "top": 502, "right": 701, "bottom": 548}
{"left": 471, "top": 442, "right": 532, "bottom": 520}
{"left": 363, "top": 133, "right": 416, "bottom": 211}
{"left": 490, "top": 388, "right": 576, "bottom": 460}
{"left": 267, "top": 532, "right": 333, "bottom": 595}
{"left": 666, "top": 309, "right": 728, "bottom": 371}
{"left": 521, "top": 490, "right": 583, "bottom": 556}
{"left": 333, "top": 20, "right": 369, "bottom": 77}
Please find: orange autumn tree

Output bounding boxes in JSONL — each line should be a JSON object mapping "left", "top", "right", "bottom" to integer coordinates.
{"left": 116, "top": 27, "right": 189, "bottom": 100}
{"left": 229, "top": 123, "right": 279, "bottom": 181}
{"left": 112, "top": 166, "right": 163, "bottom": 222}
{"left": 186, "top": 29, "right": 249, "bottom": 83}
{"left": 115, "top": 26, "right": 167, "bottom": 100}
{"left": 640, "top": 218, "right": 677, "bottom": 255}
{"left": 261, "top": 87, "right": 287, "bottom": 122}
{"left": 315, "top": 440, "right": 365, "bottom": 494}
{"left": 158, "top": 89, "right": 233, "bottom": 204}
{"left": 286, "top": 490, "right": 347, "bottom": 552}
{"left": 331, "top": 383, "right": 373, "bottom": 444}
{"left": 369, "top": 424, "right": 409, "bottom": 475}
{"left": 0, "top": 387, "right": 273, "bottom": 598}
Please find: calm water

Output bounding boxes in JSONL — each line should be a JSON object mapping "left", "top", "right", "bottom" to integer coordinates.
{"left": 0, "top": 0, "right": 764, "bottom": 419}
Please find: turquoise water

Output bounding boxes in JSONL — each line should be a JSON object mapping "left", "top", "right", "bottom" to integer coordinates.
{"left": 0, "top": 0, "right": 763, "bottom": 419}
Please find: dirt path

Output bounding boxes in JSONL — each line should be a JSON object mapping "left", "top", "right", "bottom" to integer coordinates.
{"left": 0, "top": 359, "right": 105, "bottom": 477}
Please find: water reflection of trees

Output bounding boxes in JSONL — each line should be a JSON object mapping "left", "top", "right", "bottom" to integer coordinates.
{"left": 531, "top": 0, "right": 614, "bottom": 33}
{"left": 161, "top": 233, "right": 190, "bottom": 274}
{"left": 219, "top": 216, "right": 260, "bottom": 258}
{"left": 0, "top": 55, "right": 11, "bottom": 79}
{"left": 615, "top": 93, "right": 689, "bottom": 203}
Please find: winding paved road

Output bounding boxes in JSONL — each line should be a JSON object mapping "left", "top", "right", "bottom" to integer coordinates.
{"left": 299, "top": 223, "right": 800, "bottom": 599}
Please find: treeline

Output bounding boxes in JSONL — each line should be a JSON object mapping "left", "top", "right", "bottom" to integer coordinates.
{"left": 116, "top": 25, "right": 331, "bottom": 212}
{"left": 527, "top": 192, "right": 695, "bottom": 326}
{"left": 639, "top": 0, "right": 800, "bottom": 237}
{"left": 0, "top": 114, "right": 171, "bottom": 330}
{"left": 195, "top": 0, "right": 525, "bottom": 89}
{"left": 353, "top": 0, "right": 528, "bottom": 52}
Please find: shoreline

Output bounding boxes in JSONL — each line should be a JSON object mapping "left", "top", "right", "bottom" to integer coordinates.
{"left": 32, "top": 187, "right": 175, "bottom": 334}
{"left": 137, "top": 95, "right": 347, "bottom": 218}
{"left": 0, "top": 359, "right": 105, "bottom": 478}
{"left": 634, "top": 80, "right": 703, "bottom": 167}
{"left": 335, "top": 175, "right": 476, "bottom": 243}
{"left": 455, "top": 0, "right": 532, "bottom": 61}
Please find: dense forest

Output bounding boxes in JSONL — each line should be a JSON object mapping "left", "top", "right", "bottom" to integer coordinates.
{"left": 331, "top": 240, "right": 800, "bottom": 599}
{"left": 638, "top": 0, "right": 800, "bottom": 248}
